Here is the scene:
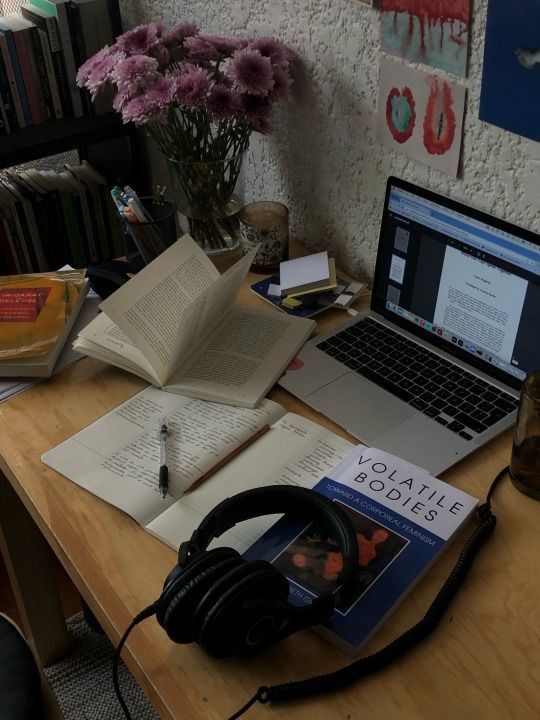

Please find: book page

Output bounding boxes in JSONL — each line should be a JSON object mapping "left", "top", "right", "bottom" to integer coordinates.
{"left": 159, "top": 243, "right": 257, "bottom": 380}
{"left": 99, "top": 236, "right": 221, "bottom": 383}
{"left": 99, "top": 236, "right": 259, "bottom": 385}
{"left": 41, "top": 386, "right": 286, "bottom": 527}
{"left": 74, "top": 312, "right": 160, "bottom": 384}
{"left": 146, "top": 413, "right": 354, "bottom": 554}
{"left": 164, "top": 307, "right": 316, "bottom": 407}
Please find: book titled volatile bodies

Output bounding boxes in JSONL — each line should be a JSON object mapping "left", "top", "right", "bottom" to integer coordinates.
{"left": 245, "top": 444, "right": 478, "bottom": 654}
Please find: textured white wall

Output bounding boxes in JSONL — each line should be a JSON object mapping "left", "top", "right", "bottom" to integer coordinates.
{"left": 121, "top": 0, "right": 540, "bottom": 283}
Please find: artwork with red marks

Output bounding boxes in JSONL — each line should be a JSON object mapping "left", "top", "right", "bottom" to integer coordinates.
{"left": 423, "top": 77, "right": 457, "bottom": 155}
{"left": 381, "top": 0, "right": 470, "bottom": 77}
{"left": 273, "top": 503, "right": 407, "bottom": 602}
{"left": 386, "top": 87, "right": 416, "bottom": 143}
{"left": 378, "top": 56, "right": 466, "bottom": 177}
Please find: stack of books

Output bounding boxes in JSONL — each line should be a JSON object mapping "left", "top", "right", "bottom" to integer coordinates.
{"left": 279, "top": 251, "right": 337, "bottom": 301}
{"left": 0, "top": 268, "right": 89, "bottom": 376}
{"left": 0, "top": 0, "right": 120, "bottom": 131}
{"left": 0, "top": 160, "right": 123, "bottom": 273}
{"left": 250, "top": 251, "right": 365, "bottom": 318}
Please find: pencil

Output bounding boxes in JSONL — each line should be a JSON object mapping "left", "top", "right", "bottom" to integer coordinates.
{"left": 182, "top": 424, "right": 271, "bottom": 494}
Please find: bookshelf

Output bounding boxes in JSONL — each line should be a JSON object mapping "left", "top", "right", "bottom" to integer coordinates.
{"left": 0, "top": 112, "right": 135, "bottom": 168}
{"left": 0, "top": 0, "right": 143, "bottom": 272}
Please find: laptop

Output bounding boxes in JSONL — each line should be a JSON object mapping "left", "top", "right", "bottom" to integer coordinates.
{"left": 279, "top": 176, "right": 540, "bottom": 475}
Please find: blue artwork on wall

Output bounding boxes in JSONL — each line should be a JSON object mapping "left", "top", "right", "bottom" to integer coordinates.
{"left": 479, "top": 0, "right": 540, "bottom": 142}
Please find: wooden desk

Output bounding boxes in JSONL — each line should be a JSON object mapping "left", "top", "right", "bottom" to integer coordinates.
{"left": 0, "top": 277, "right": 538, "bottom": 720}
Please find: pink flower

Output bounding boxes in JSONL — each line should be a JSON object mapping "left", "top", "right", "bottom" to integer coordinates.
{"left": 78, "top": 49, "right": 126, "bottom": 96}
{"left": 185, "top": 36, "right": 220, "bottom": 63}
{"left": 174, "top": 65, "right": 211, "bottom": 107}
{"left": 112, "top": 55, "right": 160, "bottom": 91}
{"left": 161, "top": 21, "right": 198, "bottom": 47}
{"left": 207, "top": 84, "right": 238, "bottom": 118}
{"left": 248, "top": 37, "right": 289, "bottom": 66}
{"left": 203, "top": 36, "right": 247, "bottom": 56}
{"left": 76, "top": 45, "right": 114, "bottom": 86}
{"left": 116, "top": 22, "right": 163, "bottom": 55}
{"left": 229, "top": 48, "right": 274, "bottom": 96}
{"left": 269, "top": 65, "right": 292, "bottom": 101}
{"left": 121, "top": 90, "right": 169, "bottom": 125}
{"left": 77, "top": 20, "right": 295, "bottom": 138}
{"left": 112, "top": 86, "right": 132, "bottom": 112}
{"left": 152, "top": 44, "right": 171, "bottom": 66}
{"left": 121, "top": 94, "right": 151, "bottom": 124}
{"left": 159, "top": 22, "right": 199, "bottom": 63}
{"left": 141, "top": 77, "right": 176, "bottom": 118}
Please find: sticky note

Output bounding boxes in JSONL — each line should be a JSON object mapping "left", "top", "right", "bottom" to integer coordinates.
{"left": 334, "top": 294, "right": 352, "bottom": 307}
{"left": 346, "top": 282, "right": 364, "bottom": 294}
{"left": 267, "top": 283, "right": 281, "bottom": 298}
{"left": 282, "top": 297, "right": 303, "bottom": 309}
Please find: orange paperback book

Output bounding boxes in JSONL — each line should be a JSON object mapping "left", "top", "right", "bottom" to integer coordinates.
{"left": 0, "top": 269, "right": 88, "bottom": 376}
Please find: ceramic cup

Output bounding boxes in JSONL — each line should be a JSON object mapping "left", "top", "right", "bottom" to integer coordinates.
{"left": 238, "top": 201, "right": 289, "bottom": 273}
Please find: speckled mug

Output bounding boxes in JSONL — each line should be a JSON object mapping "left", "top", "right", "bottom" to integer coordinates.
{"left": 238, "top": 201, "right": 289, "bottom": 273}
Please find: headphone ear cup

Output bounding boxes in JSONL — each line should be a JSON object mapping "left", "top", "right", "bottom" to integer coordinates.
{"left": 156, "top": 547, "right": 241, "bottom": 643}
{"left": 196, "top": 561, "right": 290, "bottom": 657}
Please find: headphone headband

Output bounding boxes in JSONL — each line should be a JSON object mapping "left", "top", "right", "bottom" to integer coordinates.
{"left": 181, "top": 485, "right": 360, "bottom": 588}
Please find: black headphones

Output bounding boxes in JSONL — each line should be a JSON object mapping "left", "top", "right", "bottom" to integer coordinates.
{"left": 154, "top": 485, "right": 360, "bottom": 658}
{"left": 115, "top": 471, "right": 503, "bottom": 720}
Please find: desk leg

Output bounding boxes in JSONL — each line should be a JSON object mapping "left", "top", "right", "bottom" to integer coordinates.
{"left": 0, "top": 474, "right": 70, "bottom": 667}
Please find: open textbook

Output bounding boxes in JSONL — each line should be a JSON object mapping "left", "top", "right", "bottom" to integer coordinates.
{"left": 73, "top": 235, "right": 315, "bottom": 407}
{"left": 41, "top": 386, "right": 355, "bottom": 553}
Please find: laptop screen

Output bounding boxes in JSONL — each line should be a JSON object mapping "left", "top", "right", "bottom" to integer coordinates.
{"left": 372, "top": 177, "right": 540, "bottom": 390}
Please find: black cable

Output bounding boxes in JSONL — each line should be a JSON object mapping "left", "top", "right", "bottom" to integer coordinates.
{"left": 228, "top": 466, "right": 509, "bottom": 718}
{"left": 112, "top": 602, "right": 159, "bottom": 720}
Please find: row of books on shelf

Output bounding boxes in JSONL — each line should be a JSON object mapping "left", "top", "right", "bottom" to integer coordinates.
{"left": 0, "top": 0, "right": 120, "bottom": 132}
{"left": 0, "top": 160, "right": 123, "bottom": 273}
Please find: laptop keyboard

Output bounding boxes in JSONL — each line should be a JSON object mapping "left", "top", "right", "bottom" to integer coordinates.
{"left": 316, "top": 316, "right": 519, "bottom": 440}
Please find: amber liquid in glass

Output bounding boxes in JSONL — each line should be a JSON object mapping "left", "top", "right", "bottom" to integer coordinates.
{"left": 510, "top": 436, "right": 540, "bottom": 499}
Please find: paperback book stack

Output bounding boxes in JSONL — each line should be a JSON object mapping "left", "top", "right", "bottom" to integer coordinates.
{"left": 0, "top": 160, "right": 123, "bottom": 273}
{"left": 0, "top": 268, "right": 88, "bottom": 376}
{"left": 0, "top": 0, "right": 120, "bottom": 131}
{"left": 251, "top": 251, "right": 365, "bottom": 319}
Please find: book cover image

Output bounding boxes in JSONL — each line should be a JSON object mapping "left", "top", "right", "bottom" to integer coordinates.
{"left": 272, "top": 501, "right": 409, "bottom": 601}
{"left": 0, "top": 269, "right": 85, "bottom": 359}
{"left": 244, "top": 446, "right": 478, "bottom": 654}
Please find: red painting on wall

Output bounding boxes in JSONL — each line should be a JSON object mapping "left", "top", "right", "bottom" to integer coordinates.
{"left": 381, "top": 0, "right": 470, "bottom": 77}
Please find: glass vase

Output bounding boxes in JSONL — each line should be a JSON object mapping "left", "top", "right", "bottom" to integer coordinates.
{"left": 167, "top": 153, "right": 245, "bottom": 258}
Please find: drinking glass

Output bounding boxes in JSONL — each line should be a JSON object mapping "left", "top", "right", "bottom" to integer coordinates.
{"left": 238, "top": 201, "right": 289, "bottom": 273}
{"left": 509, "top": 371, "right": 540, "bottom": 499}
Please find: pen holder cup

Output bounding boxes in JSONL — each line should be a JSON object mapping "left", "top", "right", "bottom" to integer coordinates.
{"left": 120, "top": 197, "right": 178, "bottom": 265}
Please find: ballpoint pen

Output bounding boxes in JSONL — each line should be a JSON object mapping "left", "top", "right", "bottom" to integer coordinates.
{"left": 158, "top": 418, "right": 169, "bottom": 499}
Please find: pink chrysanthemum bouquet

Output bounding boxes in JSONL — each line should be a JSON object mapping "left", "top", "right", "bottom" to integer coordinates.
{"left": 77, "top": 21, "right": 295, "bottom": 249}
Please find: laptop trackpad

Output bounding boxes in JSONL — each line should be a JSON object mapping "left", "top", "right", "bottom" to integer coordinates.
{"left": 307, "top": 373, "right": 414, "bottom": 442}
